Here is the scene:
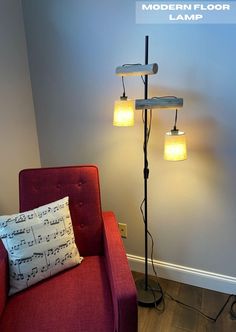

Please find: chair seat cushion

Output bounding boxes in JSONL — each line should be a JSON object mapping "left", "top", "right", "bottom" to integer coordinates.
{"left": 0, "top": 256, "right": 114, "bottom": 332}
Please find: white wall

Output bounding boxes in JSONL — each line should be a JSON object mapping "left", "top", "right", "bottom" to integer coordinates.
{"left": 0, "top": 0, "right": 40, "bottom": 214}
{"left": 22, "top": 0, "right": 236, "bottom": 292}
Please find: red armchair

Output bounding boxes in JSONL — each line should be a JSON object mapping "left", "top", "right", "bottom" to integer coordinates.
{"left": 0, "top": 165, "right": 137, "bottom": 332}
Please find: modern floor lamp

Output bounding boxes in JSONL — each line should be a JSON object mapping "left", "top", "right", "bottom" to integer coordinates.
{"left": 113, "top": 36, "right": 187, "bottom": 307}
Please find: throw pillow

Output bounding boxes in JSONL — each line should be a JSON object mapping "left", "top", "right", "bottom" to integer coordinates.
{"left": 0, "top": 196, "right": 83, "bottom": 295}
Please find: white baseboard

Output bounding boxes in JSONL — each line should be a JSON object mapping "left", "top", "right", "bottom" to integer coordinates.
{"left": 127, "top": 254, "right": 236, "bottom": 294}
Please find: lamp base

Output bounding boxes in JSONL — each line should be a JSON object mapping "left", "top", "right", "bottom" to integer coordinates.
{"left": 135, "top": 277, "right": 163, "bottom": 307}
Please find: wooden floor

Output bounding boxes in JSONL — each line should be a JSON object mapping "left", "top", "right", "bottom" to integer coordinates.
{"left": 132, "top": 272, "right": 236, "bottom": 332}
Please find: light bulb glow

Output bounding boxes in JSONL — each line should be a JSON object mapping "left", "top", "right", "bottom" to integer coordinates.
{"left": 113, "top": 99, "right": 134, "bottom": 126}
{"left": 164, "top": 130, "right": 187, "bottom": 161}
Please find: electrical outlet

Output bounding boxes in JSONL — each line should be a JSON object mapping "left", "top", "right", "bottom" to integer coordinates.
{"left": 118, "top": 223, "right": 127, "bottom": 238}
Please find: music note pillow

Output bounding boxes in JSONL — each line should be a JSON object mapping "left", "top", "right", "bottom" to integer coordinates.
{"left": 0, "top": 196, "right": 83, "bottom": 295}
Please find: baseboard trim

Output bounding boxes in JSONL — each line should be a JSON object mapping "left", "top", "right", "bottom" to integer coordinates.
{"left": 127, "top": 254, "right": 236, "bottom": 294}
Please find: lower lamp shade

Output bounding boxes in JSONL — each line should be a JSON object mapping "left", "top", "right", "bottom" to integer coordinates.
{"left": 113, "top": 98, "right": 135, "bottom": 126}
{"left": 164, "top": 130, "right": 187, "bottom": 161}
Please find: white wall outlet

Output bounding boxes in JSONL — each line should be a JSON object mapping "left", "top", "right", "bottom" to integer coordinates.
{"left": 118, "top": 223, "right": 127, "bottom": 238}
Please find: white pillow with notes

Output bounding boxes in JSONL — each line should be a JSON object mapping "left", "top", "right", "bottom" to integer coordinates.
{"left": 0, "top": 196, "right": 83, "bottom": 295}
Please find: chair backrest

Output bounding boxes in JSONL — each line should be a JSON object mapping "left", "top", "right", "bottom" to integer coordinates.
{"left": 19, "top": 165, "right": 103, "bottom": 256}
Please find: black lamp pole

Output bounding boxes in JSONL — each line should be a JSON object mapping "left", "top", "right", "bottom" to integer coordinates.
{"left": 144, "top": 35, "right": 149, "bottom": 291}
{"left": 135, "top": 35, "right": 163, "bottom": 307}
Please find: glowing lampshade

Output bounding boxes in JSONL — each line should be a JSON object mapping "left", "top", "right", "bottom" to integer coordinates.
{"left": 164, "top": 130, "right": 187, "bottom": 161}
{"left": 113, "top": 98, "right": 134, "bottom": 126}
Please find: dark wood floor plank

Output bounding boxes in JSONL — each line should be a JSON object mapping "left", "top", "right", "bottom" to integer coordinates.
{"left": 132, "top": 271, "right": 236, "bottom": 332}
{"left": 170, "top": 283, "right": 202, "bottom": 332}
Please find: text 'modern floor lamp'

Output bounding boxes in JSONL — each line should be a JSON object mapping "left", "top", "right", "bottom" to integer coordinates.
{"left": 113, "top": 36, "right": 187, "bottom": 307}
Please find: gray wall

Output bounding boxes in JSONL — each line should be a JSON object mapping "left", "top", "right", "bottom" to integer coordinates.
{"left": 22, "top": 0, "right": 236, "bottom": 279}
{"left": 0, "top": 0, "right": 40, "bottom": 214}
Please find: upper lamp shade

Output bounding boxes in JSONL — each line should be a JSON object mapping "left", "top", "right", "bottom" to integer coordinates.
{"left": 113, "top": 98, "right": 135, "bottom": 126}
{"left": 164, "top": 130, "right": 187, "bottom": 161}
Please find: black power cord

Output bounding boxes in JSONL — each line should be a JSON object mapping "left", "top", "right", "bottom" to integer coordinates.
{"left": 139, "top": 103, "right": 236, "bottom": 322}
{"left": 230, "top": 297, "right": 236, "bottom": 320}
{"left": 165, "top": 291, "right": 234, "bottom": 322}
{"left": 140, "top": 203, "right": 235, "bottom": 322}
{"left": 140, "top": 198, "right": 235, "bottom": 322}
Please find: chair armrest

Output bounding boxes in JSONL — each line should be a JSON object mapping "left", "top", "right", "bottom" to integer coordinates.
{"left": 0, "top": 240, "right": 8, "bottom": 318}
{"left": 103, "top": 212, "right": 137, "bottom": 332}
